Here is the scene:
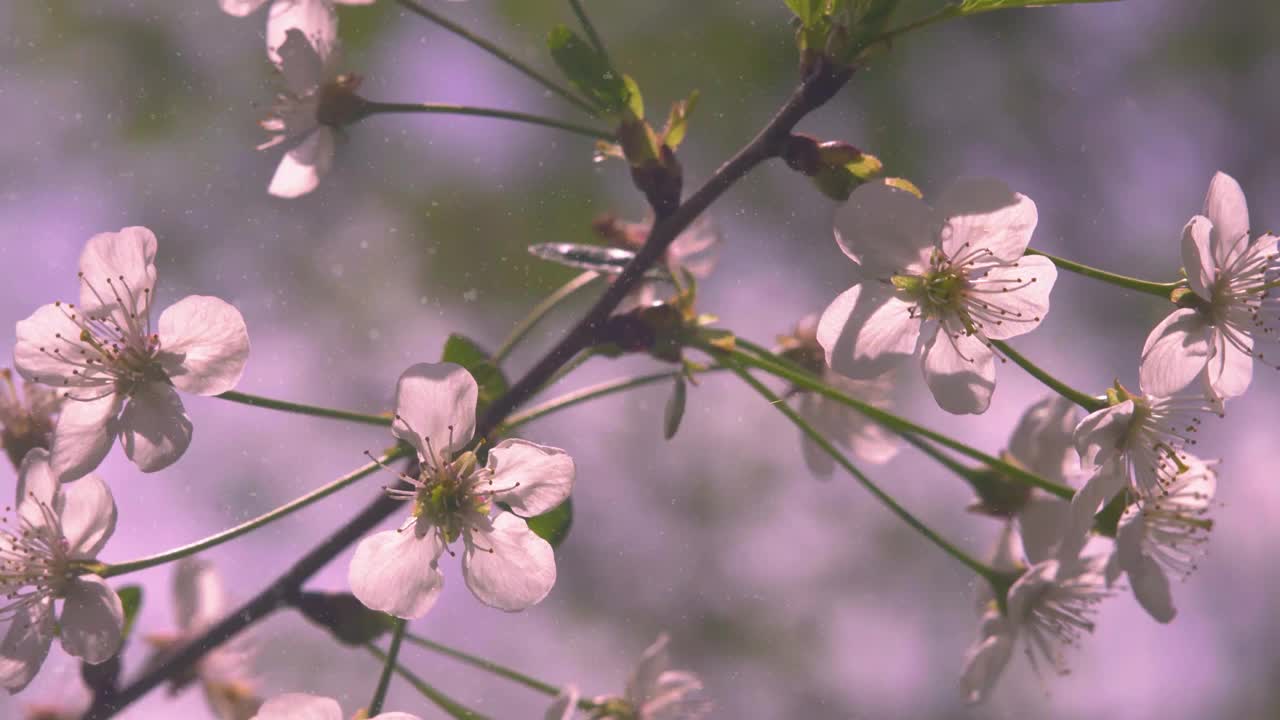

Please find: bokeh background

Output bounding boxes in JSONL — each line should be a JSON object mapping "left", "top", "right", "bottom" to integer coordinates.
{"left": 2, "top": 1, "right": 1278, "bottom": 718}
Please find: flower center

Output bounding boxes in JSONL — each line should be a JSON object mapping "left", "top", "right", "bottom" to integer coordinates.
{"left": 411, "top": 451, "right": 489, "bottom": 544}
{"left": 892, "top": 260, "right": 967, "bottom": 322}
{"left": 0, "top": 493, "right": 71, "bottom": 618}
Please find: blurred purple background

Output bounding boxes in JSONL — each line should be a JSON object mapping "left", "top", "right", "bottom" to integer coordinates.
{"left": 2, "top": 1, "right": 1278, "bottom": 718}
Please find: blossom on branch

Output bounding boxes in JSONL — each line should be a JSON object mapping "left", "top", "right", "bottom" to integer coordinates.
{"left": 349, "top": 363, "right": 575, "bottom": 619}
{"left": 0, "top": 449, "right": 122, "bottom": 693}
{"left": 817, "top": 179, "right": 1057, "bottom": 414}
{"left": 547, "top": 633, "right": 710, "bottom": 720}
{"left": 1140, "top": 171, "right": 1280, "bottom": 400}
{"left": 13, "top": 227, "right": 250, "bottom": 482}
{"left": 251, "top": 692, "right": 418, "bottom": 720}
{"left": 594, "top": 214, "right": 723, "bottom": 311}
{"left": 218, "top": 0, "right": 372, "bottom": 65}
{"left": 0, "top": 369, "right": 60, "bottom": 471}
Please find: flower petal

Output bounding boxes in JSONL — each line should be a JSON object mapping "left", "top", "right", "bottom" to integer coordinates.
{"left": 268, "top": 128, "right": 335, "bottom": 199}
{"left": 348, "top": 527, "right": 446, "bottom": 620}
{"left": 59, "top": 575, "right": 124, "bottom": 664}
{"left": 462, "top": 513, "right": 556, "bottom": 612}
{"left": 1062, "top": 459, "right": 1127, "bottom": 560}
{"left": 218, "top": 0, "right": 270, "bottom": 17}
{"left": 544, "top": 685, "right": 581, "bottom": 720}
{"left": 392, "top": 362, "right": 478, "bottom": 464}
{"left": 157, "top": 295, "right": 251, "bottom": 396}
{"left": 487, "top": 439, "right": 575, "bottom": 516}
{"left": 77, "top": 226, "right": 159, "bottom": 318}
{"left": 254, "top": 692, "right": 344, "bottom": 720}
{"left": 1073, "top": 400, "right": 1134, "bottom": 470}
{"left": 921, "top": 323, "right": 995, "bottom": 415}
{"left": 1207, "top": 328, "right": 1253, "bottom": 400}
{"left": 1180, "top": 215, "right": 1216, "bottom": 299}
{"left": 935, "top": 178, "right": 1038, "bottom": 263}
{"left": 1007, "top": 395, "right": 1080, "bottom": 483}
{"left": 15, "top": 448, "right": 59, "bottom": 525}
{"left": 174, "top": 557, "right": 227, "bottom": 634}
{"left": 370, "top": 715, "right": 422, "bottom": 720}
{"left": 1203, "top": 171, "right": 1250, "bottom": 269}
{"left": 817, "top": 284, "right": 921, "bottom": 380}
{"left": 1017, "top": 496, "right": 1071, "bottom": 565}
{"left": 119, "top": 382, "right": 193, "bottom": 473}
{"left": 626, "top": 633, "right": 671, "bottom": 707}
{"left": 833, "top": 182, "right": 938, "bottom": 277}
{"left": 14, "top": 303, "right": 115, "bottom": 388}
{"left": 60, "top": 471, "right": 117, "bottom": 558}
{"left": 958, "top": 610, "right": 1014, "bottom": 705}
{"left": 1139, "top": 309, "right": 1213, "bottom": 397}
{"left": 1126, "top": 553, "right": 1176, "bottom": 624}
{"left": 267, "top": 1, "right": 337, "bottom": 67}
{"left": 50, "top": 393, "right": 123, "bottom": 483}
{"left": 0, "top": 599, "right": 55, "bottom": 693}
{"left": 965, "top": 255, "right": 1056, "bottom": 341}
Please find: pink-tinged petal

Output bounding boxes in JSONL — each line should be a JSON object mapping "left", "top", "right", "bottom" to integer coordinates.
{"left": 921, "top": 324, "right": 995, "bottom": 415}
{"left": 644, "top": 670, "right": 707, "bottom": 720}
{"left": 462, "top": 513, "right": 556, "bottom": 612}
{"left": 77, "top": 227, "right": 159, "bottom": 318}
{"left": 817, "top": 284, "right": 921, "bottom": 380}
{"left": 487, "top": 439, "right": 575, "bottom": 516}
{"left": 60, "top": 472, "right": 117, "bottom": 559}
{"left": 959, "top": 610, "right": 1013, "bottom": 705}
{"left": 174, "top": 557, "right": 228, "bottom": 634}
{"left": 1139, "top": 309, "right": 1213, "bottom": 397}
{"left": 966, "top": 255, "right": 1056, "bottom": 340}
{"left": 336, "top": 0, "right": 377, "bottom": 4}
{"left": 668, "top": 215, "right": 721, "bottom": 279}
{"left": 626, "top": 634, "right": 672, "bottom": 707}
{"left": 254, "top": 693, "right": 344, "bottom": 720}
{"left": 833, "top": 182, "right": 938, "bottom": 276}
{"left": 119, "top": 382, "right": 193, "bottom": 473}
{"left": 392, "top": 362, "right": 478, "bottom": 464}
{"left": 1007, "top": 395, "right": 1080, "bottom": 484}
{"left": 1073, "top": 401, "right": 1134, "bottom": 470}
{"left": 1007, "top": 560, "right": 1057, "bottom": 623}
{"left": 59, "top": 575, "right": 124, "bottom": 664}
{"left": 1206, "top": 329, "right": 1253, "bottom": 400}
{"left": 0, "top": 599, "right": 55, "bottom": 692}
{"left": 1113, "top": 504, "right": 1145, "bottom": 575}
{"left": 157, "top": 295, "right": 251, "bottom": 396}
{"left": 219, "top": 0, "right": 270, "bottom": 17}
{"left": 1125, "top": 553, "right": 1176, "bottom": 624}
{"left": 15, "top": 449, "right": 59, "bottom": 526}
{"left": 51, "top": 393, "right": 123, "bottom": 483}
{"left": 1180, "top": 216, "right": 1216, "bottom": 299}
{"left": 267, "top": 0, "right": 337, "bottom": 67}
{"left": 14, "top": 303, "right": 114, "bottom": 388}
{"left": 268, "top": 128, "right": 335, "bottom": 199}
{"left": 1062, "top": 460, "right": 1126, "bottom": 560}
{"left": 544, "top": 685, "right": 580, "bottom": 720}
{"left": 1203, "top": 171, "right": 1250, "bottom": 268}
{"left": 936, "top": 178, "right": 1038, "bottom": 263}
{"left": 274, "top": 28, "right": 325, "bottom": 93}
{"left": 348, "top": 527, "right": 446, "bottom": 620}
{"left": 1017, "top": 497, "right": 1071, "bottom": 565}
{"left": 370, "top": 715, "right": 422, "bottom": 720}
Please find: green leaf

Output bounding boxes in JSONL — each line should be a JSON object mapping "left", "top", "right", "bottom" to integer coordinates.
{"left": 664, "top": 375, "right": 687, "bottom": 440}
{"left": 525, "top": 497, "right": 573, "bottom": 548}
{"left": 117, "top": 585, "right": 144, "bottom": 640}
{"left": 441, "top": 334, "right": 509, "bottom": 415}
{"left": 784, "top": 0, "right": 826, "bottom": 26}
{"left": 622, "top": 75, "right": 645, "bottom": 120}
{"left": 959, "top": 0, "right": 1119, "bottom": 12}
{"left": 294, "top": 591, "right": 396, "bottom": 645}
{"left": 661, "top": 91, "right": 700, "bottom": 149}
{"left": 547, "top": 25, "right": 632, "bottom": 117}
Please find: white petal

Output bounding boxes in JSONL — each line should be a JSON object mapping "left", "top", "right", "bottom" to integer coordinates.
{"left": 15, "top": 448, "right": 59, "bottom": 527}
{"left": 965, "top": 255, "right": 1056, "bottom": 341}
{"left": 59, "top": 472, "right": 117, "bottom": 558}
{"left": 158, "top": 296, "right": 251, "bottom": 396}
{"left": 544, "top": 685, "right": 581, "bottom": 720}
{"left": 348, "top": 527, "right": 446, "bottom": 620}
{"left": 626, "top": 633, "right": 671, "bottom": 707}
{"left": 1113, "top": 504, "right": 1146, "bottom": 574}
{"left": 1007, "top": 395, "right": 1079, "bottom": 483}
{"left": 219, "top": 0, "right": 270, "bottom": 17}
{"left": 0, "top": 599, "right": 55, "bottom": 693}
{"left": 369, "top": 715, "right": 422, "bottom": 720}
{"left": 921, "top": 323, "right": 995, "bottom": 415}
{"left": 174, "top": 557, "right": 228, "bottom": 633}
{"left": 462, "top": 513, "right": 556, "bottom": 612}
{"left": 1007, "top": 560, "right": 1057, "bottom": 623}
{"left": 274, "top": 28, "right": 325, "bottom": 92}
{"left": 1138, "top": 309, "right": 1213, "bottom": 397}
{"left": 1073, "top": 401, "right": 1134, "bottom": 470}
{"left": 833, "top": 182, "right": 938, "bottom": 276}
{"left": 1203, "top": 171, "right": 1250, "bottom": 269}
{"left": 487, "top": 439, "right": 575, "bottom": 516}
{"left": 817, "top": 284, "right": 920, "bottom": 380}
{"left": 14, "top": 303, "right": 114, "bottom": 388}
{"left": 1180, "top": 216, "right": 1216, "bottom": 299}
{"left": 77, "top": 226, "right": 159, "bottom": 317}
{"left": 268, "top": 128, "right": 335, "bottom": 199}
{"left": 936, "top": 178, "right": 1038, "bottom": 263}
{"left": 119, "top": 382, "right": 193, "bottom": 473}
{"left": 50, "top": 393, "right": 123, "bottom": 483}
{"left": 1207, "top": 329, "right": 1253, "bottom": 399}
{"left": 392, "top": 363, "right": 478, "bottom": 464}
{"left": 59, "top": 575, "right": 124, "bottom": 664}
{"left": 267, "top": 1, "right": 338, "bottom": 67}
{"left": 1017, "top": 497, "right": 1071, "bottom": 565}
{"left": 1126, "top": 553, "right": 1176, "bottom": 624}
{"left": 254, "top": 693, "right": 344, "bottom": 720}
{"left": 958, "top": 611, "right": 1014, "bottom": 704}
{"left": 1062, "top": 460, "right": 1126, "bottom": 560}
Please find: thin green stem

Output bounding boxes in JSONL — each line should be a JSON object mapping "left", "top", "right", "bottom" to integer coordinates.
{"left": 359, "top": 102, "right": 613, "bottom": 141}
{"left": 217, "top": 390, "right": 391, "bottom": 428}
{"left": 368, "top": 618, "right": 408, "bottom": 716}
{"left": 567, "top": 0, "right": 612, "bottom": 68}
{"left": 899, "top": 431, "right": 981, "bottom": 481}
{"left": 1026, "top": 248, "right": 1182, "bottom": 298}
{"left": 392, "top": 0, "right": 599, "bottom": 117}
{"left": 714, "top": 343, "right": 1072, "bottom": 500}
{"left": 97, "top": 446, "right": 409, "bottom": 578}
{"left": 991, "top": 340, "right": 1107, "bottom": 413}
{"left": 403, "top": 633, "right": 555, "bottom": 697}
{"left": 727, "top": 357, "right": 998, "bottom": 582}
{"left": 365, "top": 644, "right": 489, "bottom": 720}
{"left": 494, "top": 271, "right": 600, "bottom": 364}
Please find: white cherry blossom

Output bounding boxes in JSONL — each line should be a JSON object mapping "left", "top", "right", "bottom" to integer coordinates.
{"left": 218, "top": 0, "right": 373, "bottom": 65}
{"left": 1140, "top": 171, "right": 1280, "bottom": 400}
{"left": 550, "top": 634, "right": 709, "bottom": 719}
{"left": 817, "top": 179, "right": 1057, "bottom": 415}
{"left": 13, "top": 227, "right": 250, "bottom": 482}
{"left": 349, "top": 363, "right": 575, "bottom": 619}
{"left": 251, "top": 692, "right": 418, "bottom": 720}
{"left": 1, "top": 369, "right": 60, "bottom": 471}
{"left": 1104, "top": 458, "right": 1216, "bottom": 624}
{"left": 0, "top": 449, "right": 122, "bottom": 692}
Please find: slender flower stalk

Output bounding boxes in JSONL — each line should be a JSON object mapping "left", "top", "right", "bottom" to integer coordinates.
{"left": 216, "top": 390, "right": 391, "bottom": 427}
{"left": 365, "top": 644, "right": 489, "bottom": 720}
{"left": 494, "top": 272, "right": 601, "bottom": 364}
{"left": 367, "top": 617, "right": 407, "bottom": 716}
{"left": 357, "top": 102, "right": 614, "bottom": 141}
{"left": 989, "top": 340, "right": 1106, "bottom": 412}
{"left": 403, "top": 632, "right": 576, "bottom": 700}
{"left": 567, "top": 0, "right": 611, "bottom": 68}
{"left": 497, "top": 368, "right": 725, "bottom": 433}
{"left": 1025, "top": 248, "right": 1181, "bottom": 298}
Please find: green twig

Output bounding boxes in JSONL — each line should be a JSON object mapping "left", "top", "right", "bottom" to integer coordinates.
{"left": 1026, "top": 248, "right": 1182, "bottom": 298}
{"left": 991, "top": 340, "right": 1106, "bottom": 412}
{"left": 365, "top": 644, "right": 489, "bottom": 720}
{"left": 368, "top": 618, "right": 408, "bottom": 716}
{"left": 495, "top": 271, "right": 600, "bottom": 364}
{"left": 359, "top": 102, "right": 613, "bottom": 140}
{"left": 567, "top": 0, "right": 611, "bottom": 67}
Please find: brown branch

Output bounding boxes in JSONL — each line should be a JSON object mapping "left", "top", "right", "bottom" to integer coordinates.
{"left": 81, "top": 57, "right": 850, "bottom": 720}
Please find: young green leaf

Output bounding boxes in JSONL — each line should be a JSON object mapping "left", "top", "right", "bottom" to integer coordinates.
{"left": 117, "top": 585, "right": 144, "bottom": 641}
{"left": 547, "top": 25, "right": 633, "bottom": 117}
{"left": 960, "top": 0, "right": 1120, "bottom": 12}
{"left": 664, "top": 375, "right": 687, "bottom": 440}
{"left": 441, "top": 334, "right": 509, "bottom": 414}
{"left": 785, "top": 0, "right": 826, "bottom": 26}
{"left": 525, "top": 497, "right": 573, "bottom": 548}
